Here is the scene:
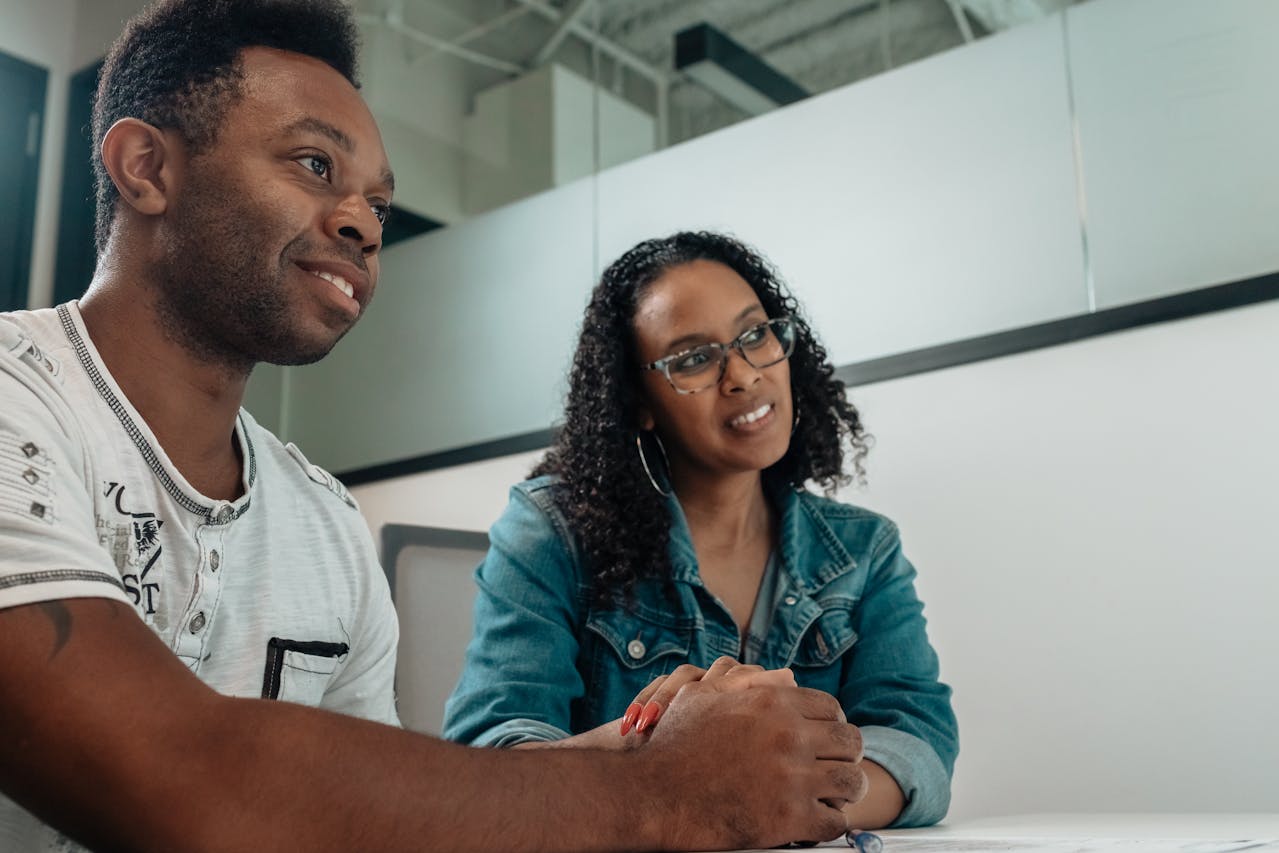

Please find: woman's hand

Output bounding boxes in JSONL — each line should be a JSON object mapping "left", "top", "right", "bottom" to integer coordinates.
{"left": 620, "top": 655, "right": 797, "bottom": 735}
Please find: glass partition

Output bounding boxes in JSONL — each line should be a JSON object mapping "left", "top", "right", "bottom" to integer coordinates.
{"left": 348, "top": 0, "right": 1007, "bottom": 230}
{"left": 269, "top": 0, "right": 1279, "bottom": 477}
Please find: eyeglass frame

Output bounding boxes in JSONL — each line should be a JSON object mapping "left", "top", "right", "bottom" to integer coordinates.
{"left": 638, "top": 316, "right": 796, "bottom": 395}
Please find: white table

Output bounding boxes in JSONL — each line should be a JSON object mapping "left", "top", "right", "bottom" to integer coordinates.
{"left": 899, "top": 813, "right": 1279, "bottom": 838}
{"left": 714, "top": 813, "right": 1279, "bottom": 852}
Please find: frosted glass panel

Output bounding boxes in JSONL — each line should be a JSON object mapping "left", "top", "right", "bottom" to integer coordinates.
{"left": 596, "top": 15, "right": 1088, "bottom": 366}
{"left": 1068, "top": 0, "right": 1279, "bottom": 307}
{"left": 285, "top": 182, "right": 595, "bottom": 472}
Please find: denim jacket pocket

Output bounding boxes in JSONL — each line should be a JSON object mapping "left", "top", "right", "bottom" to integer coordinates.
{"left": 581, "top": 608, "right": 695, "bottom": 727}
{"left": 792, "top": 598, "right": 859, "bottom": 669}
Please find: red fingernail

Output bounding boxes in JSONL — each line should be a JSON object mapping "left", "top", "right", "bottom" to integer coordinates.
{"left": 620, "top": 702, "right": 643, "bottom": 735}
{"left": 635, "top": 701, "right": 661, "bottom": 733}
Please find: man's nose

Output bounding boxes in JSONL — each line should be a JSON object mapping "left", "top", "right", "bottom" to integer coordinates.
{"left": 326, "top": 196, "right": 382, "bottom": 257}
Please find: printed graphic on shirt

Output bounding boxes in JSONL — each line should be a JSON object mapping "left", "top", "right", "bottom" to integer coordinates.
{"left": 0, "top": 430, "right": 55, "bottom": 524}
{"left": 2, "top": 325, "right": 62, "bottom": 380}
{"left": 99, "top": 481, "right": 166, "bottom": 619}
{"left": 20, "top": 338, "right": 62, "bottom": 380}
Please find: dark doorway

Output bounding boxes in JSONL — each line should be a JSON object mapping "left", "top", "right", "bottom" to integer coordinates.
{"left": 0, "top": 51, "right": 47, "bottom": 313}
{"left": 53, "top": 61, "right": 103, "bottom": 306}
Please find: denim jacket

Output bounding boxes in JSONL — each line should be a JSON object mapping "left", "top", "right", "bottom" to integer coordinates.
{"left": 442, "top": 475, "right": 958, "bottom": 827}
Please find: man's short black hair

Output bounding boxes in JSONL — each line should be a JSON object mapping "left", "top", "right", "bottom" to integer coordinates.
{"left": 91, "top": 0, "right": 362, "bottom": 253}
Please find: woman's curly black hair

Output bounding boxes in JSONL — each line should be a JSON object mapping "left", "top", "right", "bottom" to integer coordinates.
{"left": 533, "top": 232, "right": 869, "bottom": 606}
{"left": 92, "top": 0, "right": 361, "bottom": 252}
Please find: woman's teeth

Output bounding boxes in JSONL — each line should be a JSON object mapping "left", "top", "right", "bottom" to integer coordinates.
{"left": 312, "top": 270, "right": 354, "bottom": 299}
{"left": 730, "top": 404, "right": 772, "bottom": 427}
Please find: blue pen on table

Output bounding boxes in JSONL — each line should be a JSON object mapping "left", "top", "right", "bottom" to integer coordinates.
{"left": 846, "top": 828, "right": 883, "bottom": 853}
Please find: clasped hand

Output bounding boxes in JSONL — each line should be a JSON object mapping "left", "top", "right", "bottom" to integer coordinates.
{"left": 619, "top": 655, "right": 799, "bottom": 736}
{"left": 623, "top": 656, "right": 868, "bottom": 848}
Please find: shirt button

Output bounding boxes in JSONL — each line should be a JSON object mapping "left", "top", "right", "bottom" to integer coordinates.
{"left": 626, "top": 639, "right": 646, "bottom": 660}
{"left": 188, "top": 612, "right": 207, "bottom": 634}
{"left": 209, "top": 550, "right": 220, "bottom": 571}
{"left": 216, "top": 507, "right": 233, "bottom": 524}
{"left": 783, "top": 595, "right": 798, "bottom": 606}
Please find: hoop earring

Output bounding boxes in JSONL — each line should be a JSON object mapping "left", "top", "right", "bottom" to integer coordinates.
{"left": 636, "top": 431, "right": 673, "bottom": 497}
{"left": 791, "top": 412, "right": 801, "bottom": 435}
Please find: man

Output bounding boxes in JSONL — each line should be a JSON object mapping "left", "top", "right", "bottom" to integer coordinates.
{"left": 0, "top": 1, "right": 866, "bottom": 850}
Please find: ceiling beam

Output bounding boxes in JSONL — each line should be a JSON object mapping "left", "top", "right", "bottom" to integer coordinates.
{"left": 674, "top": 23, "right": 808, "bottom": 116}
{"left": 945, "top": 0, "right": 976, "bottom": 42}
{"left": 513, "top": 0, "right": 670, "bottom": 85}
{"left": 955, "top": 0, "right": 1074, "bottom": 31}
{"left": 530, "top": 0, "right": 596, "bottom": 67}
{"left": 357, "top": 11, "right": 523, "bottom": 75}
{"left": 451, "top": 4, "right": 535, "bottom": 50}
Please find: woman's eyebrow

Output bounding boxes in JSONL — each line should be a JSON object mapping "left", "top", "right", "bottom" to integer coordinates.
{"left": 662, "top": 304, "right": 766, "bottom": 353}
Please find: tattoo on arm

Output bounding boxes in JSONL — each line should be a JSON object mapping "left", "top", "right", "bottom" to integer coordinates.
{"left": 37, "top": 601, "right": 73, "bottom": 660}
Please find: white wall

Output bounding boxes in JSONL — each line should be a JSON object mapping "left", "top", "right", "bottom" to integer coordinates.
{"left": 845, "top": 299, "right": 1279, "bottom": 818}
{"left": 351, "top": 449, "right": 541, "bottom": 554}
{"left": 362, "top": 298, "right": 1279, "bottom": 818}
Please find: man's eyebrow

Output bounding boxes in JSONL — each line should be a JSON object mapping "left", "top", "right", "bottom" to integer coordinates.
{"left": 284, "top": 117, "right": 395, "bottom": 193}
{"left": 284, "top": 117, "right": 352, "bottom": 152}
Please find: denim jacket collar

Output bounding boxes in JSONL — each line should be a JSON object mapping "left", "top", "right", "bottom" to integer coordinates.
{"left": 663, "top": 482, "right": 858, "bottom": 595}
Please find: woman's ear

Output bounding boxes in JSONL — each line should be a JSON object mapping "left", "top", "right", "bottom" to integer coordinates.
{"left": 636, "top": 403, "right": 655, "bottom": 432}
{"left": 99, "top": 118, "right": 179, "bottom": 217}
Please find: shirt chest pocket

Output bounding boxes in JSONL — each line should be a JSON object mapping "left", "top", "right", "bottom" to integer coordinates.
{"left": 261, "top": 638, "right": 349, "bottom": 706}
{"left": 581, "top": 608, "right": 694, "bottom": 726}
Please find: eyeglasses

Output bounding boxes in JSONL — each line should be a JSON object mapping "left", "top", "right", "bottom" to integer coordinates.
{"left": 639, "top": 316, "right": 796, "bottom": 394}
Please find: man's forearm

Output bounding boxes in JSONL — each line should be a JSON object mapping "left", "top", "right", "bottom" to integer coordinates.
{"left": 511, "top": 718, "right": 634, "bottom": 752}
{"left": 183, "top": 698, "right": 660, "bottom": 853}
{"left": 3, "top": 599, "right": 859, "bottom": 852}
{"left": 0, "top": 599, "right": 661, "bottom": 853}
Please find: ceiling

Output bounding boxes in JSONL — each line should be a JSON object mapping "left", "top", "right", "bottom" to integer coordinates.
{"left": 353, "top": 0, "right": 1086, "bottom": 145}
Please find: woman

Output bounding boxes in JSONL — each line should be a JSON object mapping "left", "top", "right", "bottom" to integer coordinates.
{"left": 443, "top": 232, "right": 957, "bottom": 828}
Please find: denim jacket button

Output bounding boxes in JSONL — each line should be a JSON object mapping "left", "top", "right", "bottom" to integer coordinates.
{"left": 626, "top": 639, "right": 646, "bottom": 660}
{"left": 784, "top": 594, "right": 798, "bottom": 606}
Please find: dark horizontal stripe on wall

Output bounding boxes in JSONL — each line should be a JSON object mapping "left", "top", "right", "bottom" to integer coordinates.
{"left": 838, "top": 272, "right": 1279, "bottom": 388}
{"left": 337, "top": 272, "right": 1278, "bottom": 487}
{"left": 339, "top": 428, "right": 556, "bottom": 487}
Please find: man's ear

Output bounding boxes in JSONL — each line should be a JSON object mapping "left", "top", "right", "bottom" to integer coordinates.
{"left": 100, "top": 118, "right": 181, "bottom": 217}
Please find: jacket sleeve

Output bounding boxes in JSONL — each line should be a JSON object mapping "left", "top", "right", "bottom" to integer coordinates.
{"left": 441, "top": 484, "right": 584, "bottom": 747}
{"left": 841, "top": 522, "right": 958, "bottom": 828}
